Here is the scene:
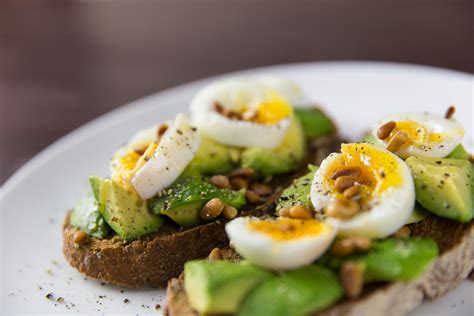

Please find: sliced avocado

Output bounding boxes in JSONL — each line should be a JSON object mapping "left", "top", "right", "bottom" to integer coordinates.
{"left": 406, "top": 203, "right": 430, "bottom": 224}
{"left": 238, "top": 265, "right": 343, "bottom": 316}
{"left": 294, "top": 107, "right": 335, "bottom": 139}
{"left": 184, "top": 135, "right": 240, "bottom": 175}
{"left": 184, "top": 260, "right": 271, "bottom": 314}
{"left": 446, "top": 144, "right": 470, "bottom": 160}
{"left": 90, "top": 176, "right": 163, "bottom": 241}
{"left": 322, "top": 237, "right": 438, "bottom": 282}
{"left": 70, "top": 194, "right": 110, "bottom": 238}
{"left": 148, "top": 177, "right": 246, "bottom": 227}
{"left": 241, "top": 118, "right": 306, "bottom": 176}
{"left": 406, "top": 157, "right": 472, "bottom": 222}
{"left": 276, "top": 165, "right": 317, "bottom": 212}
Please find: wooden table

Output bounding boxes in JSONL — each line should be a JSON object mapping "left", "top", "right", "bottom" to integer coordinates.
{"left": 1, "top": 0, "right": 472, "bottom": 183}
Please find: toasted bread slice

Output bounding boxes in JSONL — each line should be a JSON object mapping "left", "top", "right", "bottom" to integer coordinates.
{"left": 165, "top": 216, "right": 474, "bottom": 316}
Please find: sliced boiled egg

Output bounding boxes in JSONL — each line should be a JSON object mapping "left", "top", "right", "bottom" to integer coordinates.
{"left": 190, "top": 77, "right": 296, "bottom": 149}
{"left": 131, "top": 114, "right": 200, "bottom": 200}
{"left": 225, "top": 217, "right": 337, "bottom": 270}
{"left": 372, "top": 112, "right": 464, "bottom": 158}
{"left": 310, "top": 143, "right": 415, "bottom": 238}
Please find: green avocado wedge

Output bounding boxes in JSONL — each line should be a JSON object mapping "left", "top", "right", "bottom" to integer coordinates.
{"left": 238, "top": 265, "right": 343, "bottom": 316}
{"left": 148, "top": 176, "right": 245, "bottom": 227}
{"left": 294, "top": 107, "right": 335, "bottom": 139}
{"left": 89, "top": 176, "right": 163, "bottom": 241}
{"left": 70, "top": 194, "right": 110, "bottom": 238}
{"left": 184, "top": 260, "right": 272, "bottom": 314}
{"left": 276, "top": 165, "right": 317, "bottom": 212}
{"left": 446, "top": 144, "right": 470, "bottom": 160}
{"left": 322, "top": 237, "right": 439, "bottom": 282}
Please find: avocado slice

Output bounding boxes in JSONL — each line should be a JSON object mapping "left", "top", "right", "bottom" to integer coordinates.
{"left": 90, "top": 176, "right": 164, "bottom": 241}
{"left": 70, "top": 194, "right": 111, "bottom": 238}
{"left": 241, "top": 118, "right": 306, "bottom": 176}
{"left": 148, "top": 176, "right": 246, "bottom": 227}
{"left": 446, "top": 144, "right": 470, "bottom": 160}
{"left": 238, "top": 265, "right": 343, "bottom": 316}
{"left": 406, "top": 157, "right": 472, "bottom": 222}
{"left": 294, "top": 107, "right": 335, "bottom": 139}
{"left": 276, "top": 165, "right": 317, "bottom": 212}
{"left": 184, "top": 260, "right": 272, "bottom": 314}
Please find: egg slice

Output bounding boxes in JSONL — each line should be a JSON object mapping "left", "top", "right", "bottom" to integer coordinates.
{"left": 225, "top": 217, "right": 337, "bottom": 270}
{"left": 310, "top": 143, "right": 415, "bottom": 238}
{"left": 372, "top": 112, "right": 464, "bottom": 158}
{"left": 190, "top": 78, "right": 295, "bottom": 149}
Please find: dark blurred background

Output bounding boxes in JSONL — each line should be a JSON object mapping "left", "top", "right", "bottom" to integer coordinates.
{"left": 0, "top": 0, "right": 472, "bottom": 184}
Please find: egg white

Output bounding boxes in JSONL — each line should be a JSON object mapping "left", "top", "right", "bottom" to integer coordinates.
{"left": 131, "top": 114, "right": 200, "bottom": 200}
{"left": 310, "top": 146, "right": 415, "bottom": 238}
{"left": 225, "top": 217, "right": 337, "bottom": 270}
{"left": 372, "top": 112, "right": 464, "bottom": 158}
{"left": 190, "top": 78, "right": 293, "bottom": 149}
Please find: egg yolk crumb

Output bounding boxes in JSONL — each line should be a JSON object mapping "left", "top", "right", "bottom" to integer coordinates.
{"left": 247, "top": 218, "right": 326, "bottom": 241}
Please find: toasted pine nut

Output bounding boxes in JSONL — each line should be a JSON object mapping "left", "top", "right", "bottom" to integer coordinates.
{"left": 334, "top": 176, "right": 360, "bottom": 193}
{"left": 230, "top": 177, "right": 249, "bottom": 190}
{"left": 157, "top": 124, "right": 169, "bottom": 137}
{"left": 222, "top": 206, "right": 238, "bottom": 219}
{"left": 200, "top": 198, "right": 224, "bottom": 220}
{"left": 331, "top": 166, "right": 361, "bottom": 180}
{"left": 209, "top": 175, "right": 231, "bottom": 189}
{"left": 331, "top": 239, "right": 355, "bottom": 257}
{"left": 386, "top": 131, "right": 408, "bottom": 152}
{"left": 340, "top": 261, "right": 364, "bottom": 299}
{"left": 73, "top": 230, "right": 89, "bottom": 245}
{"left": 393, "top": 226, "right": 411, "bottom": 238}
{"left": 208, "top": 247, "right": 223, "bottom": 261}
{"left": 279, "top": 223, "right": 295, "bottom": 232}
{"left": 278, "top": 207, "right": 291, "bottom": 217}
{"left": 343, "top": 186, "right": 360, "bottom": 199}
{"left": 213, "top": 101, "right": 225, "bottom": 113}
{"left": 229, "top": 167, "right": 255, "bottom": 178}
{"left": 242, "top": 110, "right": 258, "bottom": 121}
{"left": 352, "top": 236, "right": 372, "bottom": 252}
{"left": 245, "top": 190, "right": 261, "bottom": 204}
{"left": 289, "top": 204, "right": 313, "bottom": 219}
{"left": 377, "top": 121, "right": 396, "bottom": 140}
{"left": 445, "top": 105, "right": 456, "bottom": 119}
{"left": 133, "top": 145, "right": 148, "bottom": 155}
{"left": 326, "top": 199, "right": 360, "bottom": 219}
{"left": 250, "top": 183, "right": 272, "bottom": 196}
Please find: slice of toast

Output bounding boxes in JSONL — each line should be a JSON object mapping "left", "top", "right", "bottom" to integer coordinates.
{"left": 165, "top": 216, "right": 474, "bottom": 316}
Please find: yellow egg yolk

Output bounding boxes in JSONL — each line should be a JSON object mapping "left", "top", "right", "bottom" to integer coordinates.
{"left": 247, "top": 218, "right": 326, "bottom": 241}
{"left": 253, "top": 90, "right": 292, "bottom": 124}
{"left": 387, "top": 121, "right": 445, "bottom": 147}
{"left": 324, "top": 143, "right": 402, "bottom": 205}
{"left": 111, "top": 142, "right": 158, "bottom": 192}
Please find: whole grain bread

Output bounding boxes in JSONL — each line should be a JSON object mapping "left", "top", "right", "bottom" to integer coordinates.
{"left": 165, "top": 216, "right": 474, "bottom": 316}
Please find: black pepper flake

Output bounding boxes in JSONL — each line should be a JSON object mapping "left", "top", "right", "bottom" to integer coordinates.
{"left": 57, "top": 297, "right": 64, "bottom": 303}
{"left": 155, "top": 304, "right": 161, "bottom": 309}
{"left": 380, "top": 171, "right": 386, "bottom": 178}
{"left": 123, "top": 298, "right": 130, "bottom": 304}
{"left": 436, "top": 160, "right": 442, "bottom": 165}
{"left": 45, "top": 293, "right": 54, "bottom": 300}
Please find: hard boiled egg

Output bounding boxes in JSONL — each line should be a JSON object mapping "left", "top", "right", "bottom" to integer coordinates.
{"left": 131, "top": 114, "right": 200, "bottom": 200}
{"left": 310, "top": 143, "right": 415, "bottom": 238}
{"left": 225, "top": 217, "right": 337, "bottom": 270}
{"left": 372, "top": 112, "right": 464, "bottom": 158}
{"left": 190, "top": 77, "right": 297, "bottom": 149}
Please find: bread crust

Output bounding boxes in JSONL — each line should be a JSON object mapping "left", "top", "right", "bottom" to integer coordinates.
{"left": 164, "top": 217, "right": 474, "bottom": 316}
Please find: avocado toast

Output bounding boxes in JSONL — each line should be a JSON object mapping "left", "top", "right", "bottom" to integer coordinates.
{"left": 165, "top": 108, "right": 473, "bottom": 315}
{"left": 63, "top": 77, "right": 339, "bottom": 287}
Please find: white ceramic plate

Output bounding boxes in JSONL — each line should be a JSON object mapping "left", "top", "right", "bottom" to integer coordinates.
{"left": 1, "top": 62, "right": 473, "bottom": 316}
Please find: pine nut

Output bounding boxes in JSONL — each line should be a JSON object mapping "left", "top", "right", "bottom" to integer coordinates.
{"left": 278, "top": 207, "right": 291, "bottom": 217}
{"left": 222, "top": 206, "right": 238, "bottom": 219}
{"left": 208, "top": 247, "right": 223, "bottom": 261}
{"left": 245, "top": 190, "right": 261, "bottom": 204}
{"left": 326, "top": 199, "right": 360, "bottom": 219}
{"left": 279, "top": 223, "right": 295, "bottom": 232}
{"left": 289, "top": 204, "right": 313, "bottom": 219}
{"left": 200, "top": 198, "right": 224, "bottom": 220}
{"left": 352, "top": 237, "right": 372, "bottom": 252}
{"left": 250, "top": 183, "right": 272, "bottom": 196}
{"left": 386, "top": 131, "right": 408, "bottom": 152}
{"left": 377, "top": 121, "right": 396, "bottom": 140}
{"left": 445, "top": 105, "right": 456, "bottom": 119}
{"left": 334, "top": 176, "right": 360, "bottom": 193}
{"left": 209, "top": 175, "right": 231, "bottom": 189}
{"left": 242, "top": 109, "right": 258, "bottom": 121}
{"left": 393, "top": 226, "right": 411, "bottom": 238}
{"left": 230, "top": 177, "right": 249, "bottom": 190}
{"left": 340, "top": 261, "right": 364, "bottom": 299}
{"left": 133, "top": 145, "right": 147, "bottom": 155}
{"left": 331, "top": 166, "right": 361, "bottom": 180}
{"left": 229, "top": 167, "right": 255, "bottom": 178}
{"left": 343, "top": 186, "right": 360, "bottom": 199}
{"left": 73, "top": 230, "right": 89, "bottom": 245}
{"left": 157, "top": 124, "right": 168, "bottom": 138}
{"left": 331, "top": 239, "right": 356, "bottom": 257}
